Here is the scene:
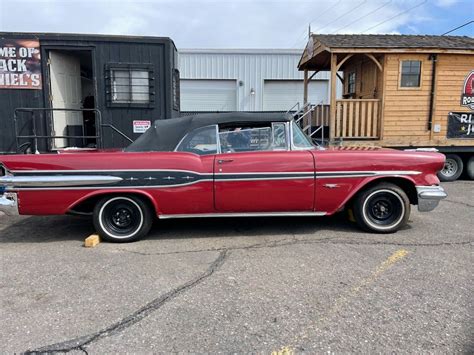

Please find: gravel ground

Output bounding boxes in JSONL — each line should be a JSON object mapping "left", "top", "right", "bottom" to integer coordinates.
{"left": 1, "top": 181, "right": 473, "bottom": 353}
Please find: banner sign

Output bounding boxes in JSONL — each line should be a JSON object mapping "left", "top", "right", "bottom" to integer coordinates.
{"left": 447, "top": 112, "right": 473, "bottom": 138}
{"left": 0, "top": 39, "right": 42, "bottom": 89}
{"left": 460, "top": 70, "right": 474, "bottom": 110}
{"left": 133, "top": 120, "right": 151, "bottom": 133}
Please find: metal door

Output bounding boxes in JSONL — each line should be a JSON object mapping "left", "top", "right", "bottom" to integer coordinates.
{"left": 214, "top": 151, "right": 315, "bottom": 212}
{"left": 49, "top": 50, "right": 82, "bottom": 148}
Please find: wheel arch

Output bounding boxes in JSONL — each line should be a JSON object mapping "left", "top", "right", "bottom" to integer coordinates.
{"left": 344, "top": 176, "right": 418, "bottom": 210}
{"left": 68, "top": 190, "right": 159, "bottom": 216}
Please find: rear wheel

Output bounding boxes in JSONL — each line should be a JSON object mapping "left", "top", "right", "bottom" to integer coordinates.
{"left": 438, "top": 154, "right": 463, "bottom": 182}
{"left": 466, "top": 156, "right": 474, "bottom": 180}
{"left": 93, "top": 195, "right": 153, "bottom": 242}
{"left": 353, "top": 183, "right": 410, "bottom": 233}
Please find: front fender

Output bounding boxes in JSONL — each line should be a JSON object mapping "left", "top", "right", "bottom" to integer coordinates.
{"left": 316, "top": 175, "right": 417, "bottom": 215}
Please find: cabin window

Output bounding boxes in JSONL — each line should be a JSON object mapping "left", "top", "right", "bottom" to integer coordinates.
{"left": 219, "top": 126, "right": 273, "bottom": 153}
{"left": 106, "top": 64, "right": 155, "bottom": 107}
{"left": 272, "top": 122, "right": 288, "bottom": 150}
{"left": 291, "top": 121, "right": 313, "bottom": 149}
{"left": 175, "top": 125, "right": 218, "bottom": 155}
{"left": 400, "top": 60, "right": 421, "bottom": 88}
{"left": 347, "top": 72, "right": 356, "bottom": 94}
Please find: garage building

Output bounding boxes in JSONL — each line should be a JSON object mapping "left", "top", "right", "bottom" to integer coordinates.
{"left": 179, "top": 49, "right": 341, "bottom": 113}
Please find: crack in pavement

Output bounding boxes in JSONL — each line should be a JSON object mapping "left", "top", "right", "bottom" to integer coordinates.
{"left": 24, "top": 250, "right": 228, "bottom": 354}
{"left": 117, "top": 236, "right": 473, "bottom": 257}
{"left": 444, "top": 199, "right": 474, "bottom": 208}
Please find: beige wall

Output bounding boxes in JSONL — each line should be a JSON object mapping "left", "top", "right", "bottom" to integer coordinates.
{"left": 380, "top": 52, "right": 473, "bottom": 147}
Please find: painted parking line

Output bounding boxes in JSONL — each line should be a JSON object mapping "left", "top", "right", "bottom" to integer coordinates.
{"left": 271, "top": 346, "right": 294, "bottom": 355}
{"left": 272, "top": 249, "right": 410, "bottom": 352}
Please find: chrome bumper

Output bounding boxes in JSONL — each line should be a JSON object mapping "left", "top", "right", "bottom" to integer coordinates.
{"left": 0, "top": 192, "right": 19, "bottom": 216}
{"left": 416, "top": 186, "right": 447, "bottom": 212}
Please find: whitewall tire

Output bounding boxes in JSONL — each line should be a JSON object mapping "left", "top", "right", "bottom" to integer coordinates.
{"left": 353, "top": 183, "right": 410, "bottom": 233}
{"left": 93, "top": 195, "right": 153, "bottom": 242}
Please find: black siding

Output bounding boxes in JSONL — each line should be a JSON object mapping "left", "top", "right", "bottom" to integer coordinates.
{"left": 0, "top": 32, "right": 179, "bottom": 153}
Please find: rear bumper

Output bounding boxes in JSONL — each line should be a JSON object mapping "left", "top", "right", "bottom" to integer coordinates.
{"left": 0, "top": 192, "right": 19, "bottom": 216}
{"left": 416, "top": 186, "right": 447, "bottom": 212}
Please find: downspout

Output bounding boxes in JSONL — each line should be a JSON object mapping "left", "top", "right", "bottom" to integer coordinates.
{"left": 427, "top": 54, "right": 438, "bottom": 131}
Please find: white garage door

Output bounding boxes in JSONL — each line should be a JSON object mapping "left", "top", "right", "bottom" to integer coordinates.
{"left": 181, "top": 79, "right": 237, "bottom": 111}
{"left": 263, "top": 80, "right": 328, "bottom": 111}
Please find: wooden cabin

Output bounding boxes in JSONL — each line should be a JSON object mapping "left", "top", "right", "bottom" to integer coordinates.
{"left": 298, "top": 34, "right": 474, "bottom": 151}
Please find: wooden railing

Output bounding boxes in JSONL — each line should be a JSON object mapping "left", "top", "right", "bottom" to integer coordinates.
{"left": 311, "top": 104, "right": 330, "bottom": 126}
{"left": 335, "top": 99, "right": 380, "bottom": 139}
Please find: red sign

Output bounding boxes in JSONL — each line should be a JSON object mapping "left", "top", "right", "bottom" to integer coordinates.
{"left": 461, "top": 70, "right": 474, "bottom": 110}
{"left": 0, "top": 39, "right": 42, "bottom": 89}
{"left": 133, "top": 120, "right": 151, "bottom": 133}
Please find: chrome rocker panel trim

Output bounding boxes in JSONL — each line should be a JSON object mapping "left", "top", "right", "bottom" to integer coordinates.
{"left": 416, "top": 185, "right": 447, "bottom": 212}
{"left": 0, "top": 192, "right": 19, "bottom": 216}
{"left": 0, "top": 175, "right": 123, "bottom": 187}
{"left": 159, "top": 211, "right": 327, "bottom": 219}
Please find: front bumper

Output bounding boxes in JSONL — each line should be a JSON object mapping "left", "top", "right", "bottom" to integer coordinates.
{"left": 0, "top": 192, "right": 19, "bottom": 216}
{"left": 416, "top": 186, "right": 447, "bottom": 212}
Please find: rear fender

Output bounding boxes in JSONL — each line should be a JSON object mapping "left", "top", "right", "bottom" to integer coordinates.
{"left": 68, "top": 189, "right": 160, "bottom": 215}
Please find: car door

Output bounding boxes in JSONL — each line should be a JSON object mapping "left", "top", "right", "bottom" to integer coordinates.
{"left": 214, "top": 123, "right": 315, "bottom": 212}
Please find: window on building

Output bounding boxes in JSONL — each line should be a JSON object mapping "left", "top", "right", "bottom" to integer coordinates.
{"left": 107, "top": 64, "right": 154, "bottom": 107}
{"left": 172, "top": 69, "right": 180, "bottom": 110}
{"left": 348, "top": 72, "right": 356, "bottom": 94}
{"left": 400, "top": 60, "right": 421, "bottom": 88}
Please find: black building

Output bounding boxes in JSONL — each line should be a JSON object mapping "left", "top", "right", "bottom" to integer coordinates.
{"left": 0, "top": 32, "right": 180, "bottom": 153}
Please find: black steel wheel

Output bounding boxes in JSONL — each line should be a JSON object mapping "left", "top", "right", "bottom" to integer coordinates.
{"left": 93, "top": 195, "right": 153, "bottom": 242}
{"left": 438, "top": 154, "right": 463, "bottom": 182}
{"left": 353, "top": 183, "right": 410, "bottom": 233}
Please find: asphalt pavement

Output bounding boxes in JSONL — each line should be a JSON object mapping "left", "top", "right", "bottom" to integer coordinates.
{"left": 1, "top": 181, "right": 473, "bottom": 353}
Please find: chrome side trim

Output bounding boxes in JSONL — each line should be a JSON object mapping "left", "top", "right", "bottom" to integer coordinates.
{"left": 0, "top": 192, "right": 19, "bottom": 216}
{"left": 214, "top": 176, "right": 314, "bottom": 182}
{"left": 416, "top": 185, "right": 447, "bottom": 212}
{"left": 6, "top": 179, "right": 214, "bottom": 191}
{"left": 10, "top": 168, "right": 206, "bottom": 174}
{"left": 0, "top": 175, "right": 123, "bottom": 187}
{"left": 159, "top": 211, "right": 327, "bottom": 219}
{"left": 215, "top": 171, "right": 313, "bottom": 176}
{"left": 10, "top": 169, "right": 421, "bottom": 178}
{"left": 316, "top": 170, "right": 421, "bottom": 179}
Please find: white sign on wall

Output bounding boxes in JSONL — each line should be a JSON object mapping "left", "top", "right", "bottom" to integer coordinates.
{"left": 133, "top": 120, "right": 151, "bottom": 133}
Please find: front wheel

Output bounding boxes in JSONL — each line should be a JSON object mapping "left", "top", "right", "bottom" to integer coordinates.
{"left": 93, "top": 195, "right": 153, "bottom": 242}
{"left": 353, "top": 183, "right": 410, "bottom": 233}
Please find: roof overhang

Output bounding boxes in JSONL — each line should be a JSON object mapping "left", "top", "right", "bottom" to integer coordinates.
{"left": 298, "top": 35, "right": 474, "bottom": 71}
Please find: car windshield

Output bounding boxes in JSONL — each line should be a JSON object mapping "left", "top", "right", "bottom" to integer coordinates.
{"left": 291, "top": 121, "right": 314, "bottom": 149}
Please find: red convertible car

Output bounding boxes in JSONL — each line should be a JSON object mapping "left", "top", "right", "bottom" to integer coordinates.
{"left": 0, "top": 113, "right": 446, "bottom": 242}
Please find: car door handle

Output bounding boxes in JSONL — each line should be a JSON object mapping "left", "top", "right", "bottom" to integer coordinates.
{"left": 217, "top": 159, "right": 234, "bottom": 164}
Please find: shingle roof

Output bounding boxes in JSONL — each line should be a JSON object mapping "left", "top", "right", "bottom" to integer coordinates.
{"left": 311, "top": 34, "right": 474, "bottom": 50}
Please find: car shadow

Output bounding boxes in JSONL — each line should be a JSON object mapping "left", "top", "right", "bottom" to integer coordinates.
{"left": 0, "top": 212, "right": 361, "bottom": 244}
{"left": 147, "top": 213, "right": 357, "bottom": 241}
{"left": 0, "top": 215, "right": 95, "bottom": 243}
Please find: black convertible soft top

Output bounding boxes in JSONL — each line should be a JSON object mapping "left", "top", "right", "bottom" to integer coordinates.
{"left": 125, "top": 112, "right": 292, "bottom": 152}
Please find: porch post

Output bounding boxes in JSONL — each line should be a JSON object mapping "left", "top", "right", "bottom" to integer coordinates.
{"left": 303, "top": 69, "right": 308, "bottom": 107}
{"left": 329, "top": 53, "right": 337, "bottom": 143}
